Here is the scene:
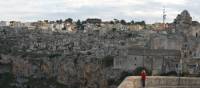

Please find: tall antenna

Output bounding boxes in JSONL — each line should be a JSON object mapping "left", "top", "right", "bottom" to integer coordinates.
{"left": 163, "top": 6, "right": 167, "bottom": 30}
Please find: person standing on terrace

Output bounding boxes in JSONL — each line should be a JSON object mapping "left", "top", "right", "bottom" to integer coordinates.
{"left": 140, "top": 70, "right": 147, "bottom": 88}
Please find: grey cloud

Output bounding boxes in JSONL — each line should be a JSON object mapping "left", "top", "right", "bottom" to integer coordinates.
{"left": 0, "top": 0, "right": 199, "bottom": 23}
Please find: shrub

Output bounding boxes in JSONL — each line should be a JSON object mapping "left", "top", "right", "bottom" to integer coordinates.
{"left": 161, "top": 71, "right": 177, "bottom": 76}
{"left": 133, "top": 67, "right": 152, "bottom": 76}
{"left": 107, "top": 79, "right": 116, "bottom": 86}
{"left": 0, "top": 72, "right": 14, "bottom": 88}
{"left": 127, "top": 33, "right": 132, "bottom": 37}
{"left": 102, "top": 55, "right": 114, "bottom": 67}
{"left": 112, "top": 28, "right": 117, "bottom": 32}
{"left": 180, "top": 72, "right": 190, "bottom": 77}
{"left": 48, "top": 54, "right": 61, "bottom": 58}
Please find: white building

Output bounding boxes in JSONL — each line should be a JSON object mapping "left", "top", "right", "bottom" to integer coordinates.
{"left": 48, "top": 24, "right": 56, "bottom": 31}
{"left": 55, "top": 23, "right": 64, "bottom": 30}
{"left": 49, "top": 23, "right": 74, "bottom": 32}
{"left": 65, "top": 22, "right": 76, "bottom": 32}
{"left": 0, "top": 21, "right": 10, "bottom": 26}
{"left": 10, "top": 21, "right": 25, "bottom": 28}
{"left": 24, "top": 22, "right": 36, "bottom": 30}
{"left": 113, "top": 23, "right": 128, "bottom": 31}
{"left": 24, "top": 22, "right": 31, "bottom": 27}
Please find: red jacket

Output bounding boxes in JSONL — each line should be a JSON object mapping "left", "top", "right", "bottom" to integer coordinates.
{"left": 140, "top": 71, "right": 146, "bottom": 80}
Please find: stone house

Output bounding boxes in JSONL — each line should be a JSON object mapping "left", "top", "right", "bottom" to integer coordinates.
{"left": 63, "top": 22, "right": 76, "bottom": 32}
{"left": 113, "top": 23, "right": 128, "bottom": 31}
{"left": 83, "top": 23, "right": 101, "bottom": 32}
{"left": 10, "top": 21, "right": 25, "bottom": 28}
{"left": 128, "top": 24, "right": 144, "bottom": 31}
{"left": 0, "top": 21, "right": 10, "bottom": 27}
{"left": 55, "top": 23, "right": 64, "bottom": 31}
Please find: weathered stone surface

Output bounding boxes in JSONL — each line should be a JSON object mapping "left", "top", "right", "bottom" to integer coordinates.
{"left": 175, "top": 10, "right": 192, "bottom": 25}
{"left": 174, "top": 10, "right": 192, "bottom": 35}
{"left": 0, "top": 10, "right": 199, "bottom": 88}
{"left": 0, "top": 27, "right": 146, "bottom": 87}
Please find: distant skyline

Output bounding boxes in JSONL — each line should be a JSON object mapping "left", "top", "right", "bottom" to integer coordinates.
{"left": 0, "top": 0, "right": 199, "bottom": 23}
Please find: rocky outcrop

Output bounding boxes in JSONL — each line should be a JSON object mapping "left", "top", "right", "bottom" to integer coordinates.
{"left": 0, "top": 28, "right": 148, "bottom": 88}
{"left": 174, "top": 10, "right": 192, "bottom": 35}
{"left": 175, "top": 10, "right": 192, "bottom": 26}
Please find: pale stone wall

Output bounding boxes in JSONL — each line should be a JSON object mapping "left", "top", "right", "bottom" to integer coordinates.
{"left": 114, "top": 49, "right": 180, "bottom": 75}
{"left": 118, "top": 76, "right": 200, "bottom": 88}
{"left": 114, "top": 55, "right": 179, "bottom": 75}
{"left": 150, "top": 35, "right": 184, "bottom": 50}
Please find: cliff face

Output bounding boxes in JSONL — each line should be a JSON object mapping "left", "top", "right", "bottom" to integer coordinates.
{"left": 0, "top": 28, "right": 144, "bottom": 88}
{"left": 0, "top": 10, "right": 198, "bottom": 88}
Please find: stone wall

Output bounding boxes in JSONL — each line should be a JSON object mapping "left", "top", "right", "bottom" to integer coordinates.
{"left": 150, "top": 34, "right": 184, "bottom": 50}
{"left": 118, "top": 76, "right": 200, "bottom": 88}
{"left": 114, "top": 48, "right": 181, "bottom": 74}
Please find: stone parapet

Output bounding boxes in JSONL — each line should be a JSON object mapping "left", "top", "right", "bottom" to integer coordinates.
{"left": 118, "top": 76, "right": 200, "bottom": 88}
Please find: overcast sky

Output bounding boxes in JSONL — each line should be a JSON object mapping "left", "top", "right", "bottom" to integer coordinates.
{"left": 0, "top": 0, "right": 199, "bottom": 23}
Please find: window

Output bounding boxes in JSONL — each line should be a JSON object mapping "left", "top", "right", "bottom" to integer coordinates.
{"left": 189, "top": 51, "right": 192, "bottom": 55}
{"left": 184, "top": 53, "right": 187, "bottom": 58}
{"left": 193, "top": 53, "right": 196, "bottom": 57}
{"left": 185, "top": 44, "right": 187, "bottom": 48}
{"left": 196, "top": 33, "right": 198, "bottom": 38}
{"left": 176, "top": 64, "right": 178, "bottom": 68}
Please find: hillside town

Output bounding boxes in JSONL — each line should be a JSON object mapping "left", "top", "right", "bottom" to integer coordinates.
{"left": 0, "top": 10, "right": 199, "bottom": 88}
{"left": 0, "top": 17, "right": 171, "bottom": 32}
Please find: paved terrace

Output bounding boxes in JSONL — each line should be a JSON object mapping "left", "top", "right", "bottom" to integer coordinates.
{"left": 118, "top": 76, "right": 200, "bottom": 88}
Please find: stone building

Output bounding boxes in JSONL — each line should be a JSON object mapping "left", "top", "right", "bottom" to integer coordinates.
{"left": 114, "top": 10, "right": 200, "bottom": 75}
{"left": 114, "top": 48, "right": 181, "bottom": 75}
{"left": 0, "top": 21, "right": 10, "bottom": 27}
{"left": 113, "top": 23, "right": 128, "bottom": 31}
{"left": 10, "top": 21, "right": 25, "bottom": 28}
{"left": 128, "top": 24, "right": 144, "bottom": 31}
{"left": 150, "top": 34, "right": 184, "bottom": 50}
{"left": 149, "top": 10, "right": 200, "bottom": 75}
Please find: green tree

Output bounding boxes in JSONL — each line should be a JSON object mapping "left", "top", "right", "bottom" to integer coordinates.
{"left": 114, "top": 19, "right": 119, "bottom": 24}
{"left": 120, "top": 20, "right": 126, "bottom": 25}
{"left": 133, "top": 67, "right": 152, "bottom": 76}
{"left": 65, "top": 18, "right": 73, "bottom": 23}
{"left": 135, "top": 21, "right": 146, "bottom": 26}
{"left": 131, "top": 20, "right": 135, "bottom": 24}
{"left": 76, "top": 20, "right": 84, "bottom": 30}
{"left": 76, "top": 20, "right": 81, "bottom": 26}
{"left": 110, "top": 21, "right": 114, "bottom": 24}
{"left": 56, "top": 19, "right": 63, "bottom": 24}
{"left": 141, "top": 21, "right": 146, "bottom": 25}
